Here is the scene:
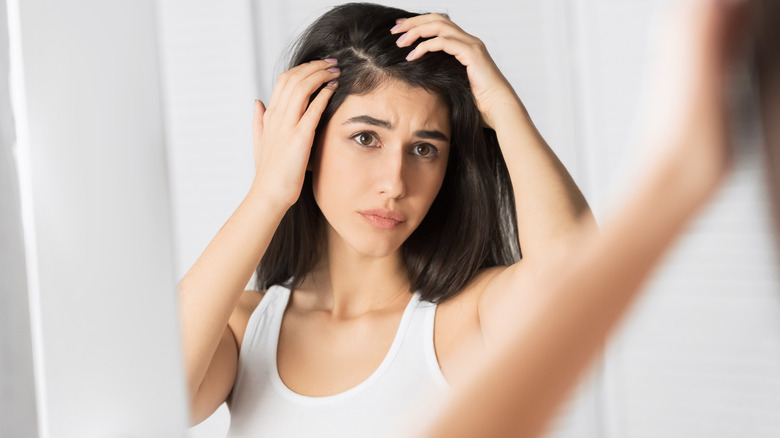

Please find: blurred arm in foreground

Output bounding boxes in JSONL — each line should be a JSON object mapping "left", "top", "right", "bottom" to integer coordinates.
{"left": 416, "top": 1, "right": 767, "bottom": 437}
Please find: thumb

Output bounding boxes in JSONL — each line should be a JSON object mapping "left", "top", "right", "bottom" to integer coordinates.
{"left": 252, "top": 99, "right": 266, "bottom": 143}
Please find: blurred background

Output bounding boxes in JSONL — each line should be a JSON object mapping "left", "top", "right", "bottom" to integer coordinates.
{"left": 2, "top": 0, "right": 779, "bottom": 437}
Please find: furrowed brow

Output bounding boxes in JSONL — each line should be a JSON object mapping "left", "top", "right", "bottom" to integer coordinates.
{"left": 343, "top": 115, "right": 448, "bottom": 142}
{"left": 343, "top": 115, "right": 393, "bottom": 129}
{"left": 414, "top": 129, "right": 449, "bottom": 142}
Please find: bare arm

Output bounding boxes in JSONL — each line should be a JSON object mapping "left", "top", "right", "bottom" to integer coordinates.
{"left": 177, "top": 60, "right": 340, "bottom": 423}
{"left": 415, "top": 0, "right": 748, "bottom": 436}
{"left": 178, "top": 182, "right": 286, "bottom": 413}
{"left": 395, "top": 16, "right": 595, "bottom": 262}
{"left": 421, "top": 135, "right": 729, "bottom": 438}
{"left": 490, "top": 101, "right": 595, "bottom": 257}
{"left": 393, "top": 14, "right": 596, "bottom": 353}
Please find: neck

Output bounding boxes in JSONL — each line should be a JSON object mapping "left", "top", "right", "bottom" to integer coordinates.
{"left": 299, "top": 229, "right": 412, "bottom": 319}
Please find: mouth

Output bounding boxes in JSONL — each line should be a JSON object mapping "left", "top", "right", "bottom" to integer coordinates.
{"left": 359, "top": 209, "right": 406, "bottom": 230}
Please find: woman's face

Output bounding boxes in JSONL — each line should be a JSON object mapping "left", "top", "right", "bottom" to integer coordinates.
{"left": 311, "top": 79, "right": 451, "bottom": 259}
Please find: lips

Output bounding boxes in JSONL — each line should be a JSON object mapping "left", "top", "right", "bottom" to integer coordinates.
{"left": 360, "top": 209, "right": 405, "bottom": 222}
{"left": 359, "top": 208, "right": 406, "bottom": 230}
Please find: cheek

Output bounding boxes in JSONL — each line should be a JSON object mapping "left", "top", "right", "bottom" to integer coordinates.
{"left": 408, "top": 169, "right": 443, "bottom": 201}
{"left": 311, "top": 141, "right": 362, "bottom": 208}
{"left": 414, "top": 157, "right": 449, "bottom": 201}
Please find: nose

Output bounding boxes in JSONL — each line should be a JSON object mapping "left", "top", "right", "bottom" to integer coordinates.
{"left": 376, "top": 149, "right": 406, "bottom": 199}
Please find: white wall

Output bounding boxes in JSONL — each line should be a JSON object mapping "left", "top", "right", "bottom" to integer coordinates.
{"left": 0, "top": 0, "right": 38, "bottom": 435}
{"left": 8, "top": 0, "right": 188, "bottom": 435}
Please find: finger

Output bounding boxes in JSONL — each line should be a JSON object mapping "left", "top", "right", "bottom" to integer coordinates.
{"left": 269, "top": 59, "right": 336, "bottom": 108}
{"left": 282, "top": 67, "right": 341, "bottom": 124}
{"left": 396, "top": 20, "right": 477, "bottom": 49}
{"left": 406, "top": 36, "right": 481, "bottom": 66}
{"left": 285, "top": 59, "right": 338, "bottom": 91}
{"left": 299, "top": 81, "right": 337, "bottom": 132}
{"left": 268, "top": 59, "right": 337, "bottom": 109}
{"left": 252, "top": 99, "right": 266, "bottom": 144}
{"left": 390, "top": 13, "right": 455, "bottom": 35}
{"left": 277, "top": 63, "right": 339, "bottom": 117}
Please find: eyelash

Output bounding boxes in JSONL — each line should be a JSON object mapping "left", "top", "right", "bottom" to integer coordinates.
{"left": 349, "top": 131, "right": 439, "bottom": 159}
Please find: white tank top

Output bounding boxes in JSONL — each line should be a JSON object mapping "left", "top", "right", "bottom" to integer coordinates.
{"left": 227, "top": 284, "right": 451, "bottom": 438}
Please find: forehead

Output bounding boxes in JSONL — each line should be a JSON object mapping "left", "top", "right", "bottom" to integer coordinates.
{"left": 331, "top": 80, "right": 451, "bottom": 134}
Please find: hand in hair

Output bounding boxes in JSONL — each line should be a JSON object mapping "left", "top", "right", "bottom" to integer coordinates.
{"left": 251, "top": 60, "right": 340, "bottom": 208}
{"left": 395, "top": 12, "right": 594, "bottom": 265}
{"left": 391, "top": 14, "right": 518, "bottom": 128}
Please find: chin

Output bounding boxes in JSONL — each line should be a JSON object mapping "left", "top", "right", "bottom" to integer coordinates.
{"left": 346, "top": 235, "right": 405, "bottom": 259}
{"left": 324, "top": 214, "right": 416, "bottom": 259}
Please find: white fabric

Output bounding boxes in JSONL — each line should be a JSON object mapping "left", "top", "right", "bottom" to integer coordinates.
{"left": 227, "top": 284, "right": 450, "bottom": 438}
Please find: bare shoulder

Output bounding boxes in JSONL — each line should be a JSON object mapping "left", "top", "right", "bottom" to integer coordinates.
{"left": 434, "top": 266, "right": 509, "bottom": 341}
{"left": 436, "top": 261, "right": 532, "bottom": 337}
{"left": 437, "top": 266, "right": 507, "bottom": 315}
{"left": 433, "top": 266, "right": 511, "bottom": 382}
{"left": 227, "top": 289, "right": 267, "bottom": 351}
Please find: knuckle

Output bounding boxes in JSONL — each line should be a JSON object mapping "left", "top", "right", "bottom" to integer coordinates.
{"left": 290, "top": 87, "right": 310, "bottom": 104}
{"left": 276, "top": 72, "right": 291, "bottom": 86}
{"left": 303, "top": 70, "right": 331, "bottom": 88}
{"left": 316, "top": 69, "right": 336, "bottom": 81}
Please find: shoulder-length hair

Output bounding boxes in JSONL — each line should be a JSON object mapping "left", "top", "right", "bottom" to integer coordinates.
{"left": 257, "top": 2, "right": 520, "bottom": 303}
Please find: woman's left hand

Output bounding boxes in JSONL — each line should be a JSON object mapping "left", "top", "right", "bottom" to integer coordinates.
{"left": 391, "top": 14, "right": 518, "bottom": 128}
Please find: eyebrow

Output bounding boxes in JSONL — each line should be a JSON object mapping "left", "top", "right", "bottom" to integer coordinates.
{"left": 343, "top": 115, "right": 449, "bottom": 142}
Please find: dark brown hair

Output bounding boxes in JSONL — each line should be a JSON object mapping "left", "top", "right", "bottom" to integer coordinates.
{"left": 256, "top": 2, "right": 520, "bottom": 303}
{"left": 753, "top": 0, "right": 780, "bottom": 250}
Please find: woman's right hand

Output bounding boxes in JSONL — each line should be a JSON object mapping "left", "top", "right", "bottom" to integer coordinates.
{"left": 181, "top": 61, "right": 338, "bottom": 420}
{"left": 251, "top": 59, "right": 340, "bottom": 208}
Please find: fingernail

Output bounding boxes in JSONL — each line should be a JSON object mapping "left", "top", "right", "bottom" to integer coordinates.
{"left": 390, "top": 23, "right": 402, "bottom": 33}
{"left": 324, "top": 58, "right": 337, "bottom": 64}
{"left": 396, "top": 33, "right": 406, "bottom": 45}
{"left": 327, "top": 80, "right": 338, "bottom": 88}
{"left": 395, "top": 18, "right": 407, "bottom": 24}
{"left": 327, "top": 67, "right": 340, "bottom": 73}
{"left": 405, "top": 49, "right": 416, "bottom": 61}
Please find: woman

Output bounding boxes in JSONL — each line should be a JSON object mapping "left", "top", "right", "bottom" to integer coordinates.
{"left": 179, "top": 3, "right": 593, "bottom": 436}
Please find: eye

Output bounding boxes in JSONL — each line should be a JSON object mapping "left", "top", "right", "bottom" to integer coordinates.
{"left": 413, "top": 143, "right": 438, "bottom": 158}
{"left": 351, "top": 132, "right": 378, "bottom": 147}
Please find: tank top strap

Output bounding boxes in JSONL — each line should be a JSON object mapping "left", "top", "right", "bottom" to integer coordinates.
{"left": 230, "top": 285, "right": 292, "bottom": 407}
{"left": 234, "top": 285, "right": 290, "bottom": 377}
{"left": 396, "top": 295, "right": 449, "bottom": 388}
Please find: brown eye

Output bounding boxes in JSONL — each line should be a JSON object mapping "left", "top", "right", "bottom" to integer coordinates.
{"left": 414, "top": 143, "right": 434, "bottom": 157}
{"left": 353, "top": 132, "right": 376, "bottom": 146}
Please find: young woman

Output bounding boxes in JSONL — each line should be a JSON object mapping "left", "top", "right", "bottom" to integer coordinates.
{"left": 178, "top": 3, "right": 593, "bottom": 436}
